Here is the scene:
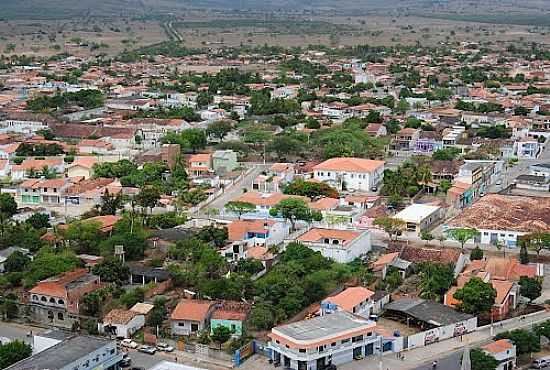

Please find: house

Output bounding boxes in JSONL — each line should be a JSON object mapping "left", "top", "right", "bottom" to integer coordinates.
{"left": 128, "top": 265, "right": 171, "bottom": 285}
{"left": 481, "top": 339, "right": 516, "bottom": 370}
{"left": 231, "top": 192, "right": 309, "bottom": 216}
{"left": 320, "top": 286, "right": 375, "bottom": 318}
{"left": 227, "top": 219, "right": 288, "bottom": 247}
{"left": 63, "top": 178, "right": 121, "bottom": 211}
{"left": 77, "top": 139, "right": 114, "bottom": 155}
{"left": 529, "top": 163, "right": 550, "bottom": 179}
{"left": 11, "top": 158, "right": 65, "bottom": 181}
{"left": 445, "top": 194, "right": 550, "bottom": 247}
{"left": 18, "top": 178, "right": 70, "bottom": 206}
{"left": 365, "top": 123, "right": 387, "bottom": 137}
{"left": 371, "top": 252, "right": 412, "bottom": 279}
{"left": 0, "top": 159, "right": 11, "bottom": 177}
{"left": 313, "top": 157, "right": 385, "bottom": 192}
{"left": 515, "top": 139, "right": 540, "bottom": 159}
{"left": 386, "top": 243, "right": 468, "bottom": 278}
{"left": 514, "top": 174, "right": 550, "bottom": 192}
{"left": 84, "top": 215, "right": 121, "bottom": 233}
{"left": 253, "top": 163, "right": 295, "bottom": 193}
{"left": 394, "top": 128, "right": 421, "bottom": 151}
{"left": 28, "top": 269, "right": 102, "bottom": 328}
{"left": 294, "top": 228, "right": 371, "bottom": 263}
{"left": 170, "top": 299, "right": 216, "bottom": 336}
{"left": 188, "top": 153, "right": 212, "bottom": 177}
{"left": 66, "top": 156, "right": 98, "bottom": 179}
{"left": 268, "top": 311, "right": 380, "bottom": 370}
{"left": 393, "top": 203, "right": 442, "bottom": 235}
{"left": 415, "top": 131, "right": 443, "bottom": 154}
{"left": 5, "top": 335, "right": 122, "bottom": 370}
{"left": 210, "top": 301, "right": 251, "bottom": 337}
{"left": 212, "top": 150, "right": 238, "bottom": 175}
{"left": 99, "top": 309, "right": 145, "bottom": 339}
{"left": 106, "top": 97, "right": 152, "bottom": 111}
{"left": 0, "top": 111, "right": 51, "bottom": 134}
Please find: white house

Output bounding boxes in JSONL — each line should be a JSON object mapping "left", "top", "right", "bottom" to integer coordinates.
{"left": 294, "top": 228, "right": 371, "bottom": 263}
{"left": 393, "top": 203, "right": 442, "bottom": 235}
{"left": 99, "top": 309, "right": 145, "bottom": 339}
{"left": 321, "top": 286, "right": 375, "bottom": 318}
{"left": 0, "top": 112, "right": 50, "bottom": 134}
{"left": 481, "top": 339, "right": 516, "bottom": 370}
{"left": 313, "top": 157, "right": 385, "bottom": 192}
{"left": 170, "top": 299, "right": 216, "bottom": 336}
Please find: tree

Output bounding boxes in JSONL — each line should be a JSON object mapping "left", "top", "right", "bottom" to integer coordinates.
{"left": 63, "top": 220, "right": 103, "bottom": 255}
{"left": 211, "top": 325, "right": 232, "bottom": 349}
{"left": 196, "top": 225, "right": 228, "bottom": 248}
{"left": 236, "top": 258, "right": 264, "bottom": 275}
{"left": 180, "top": 188, "right": 208, "bottom": 206}
{"left": 283, "top": 179, "right": 339, "bottom": 199}
{"left": 495, "top": 329, "right": 540, "bottom": 355}
{"left": 25, "top": 213, "right": 50, "bottom": 229}
{"left": 206, "top": 120, "right": 233, "bottom": 142}
{"left": 0, "top": 194, "right": 17, "bottom": 236}
{"left": 225, "top": 201, "right": 256, "bottom": 220}
{"left": 432, "top": 147, "right": 461, "bottom": 161}
{"left": 492, "top": 239, "right": 506, "bottom": 258}
{"left": 453, "top": 277, "right": 496, "bottom": 315}
{"left": 445, "top": 228, "right": 480, "bottom": 251}
{"left": 519, "top": 237, "right": 530, "bottom": 264}
{"left": 0, "top": 340, "right": 32, "bottom": 369}
{"left": 92, "top": 257, "right": 129, "bottom": 285}
{"left": 439, "top": 179, "right": 452, "bottom": 194}
{"left": 269, "top": 198, "right": 321, "bottom": 231}
{"left": 470, "top": 348, "right": 498, "bottom": 370}
{"left": 470, "top": 246, "right": 484, "bottom": 260}
{"left": 524, "top": 231, "right": 550, "bottom": 257}
{"left": 147, "top": 297, "right": 167, "bottom": 328}
{"left": 418, "top": 262, "right": 455, "bottom": 301}
{"left": 249, "top": 303, "right": 277, "bottom": 330}
{"left": 420, "top": 230, "right": 434, "bottom": 246}
{"left": 136, "top": 186, "right": 161, "bottom": 216}
{"left": 519, "top": 276, "right": 542, "bottom": 302}
{"left": 100, "top": 190, "right": 125, "bottom": 216}
{"left": 373, "top": 217, "right": 406, "bottom": 241}
{"left": 4, "top": 251, "right": 30, "bottom": 273}
{"left": 181, "top": 128, "right": 207, "bottom": 152}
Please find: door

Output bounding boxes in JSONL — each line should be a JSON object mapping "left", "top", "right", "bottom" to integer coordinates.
{"left": 365, "top": 343, "right": 374, "bottom": 356}
{"left": 316, "top": 357, "right": 325, "bottom": 369}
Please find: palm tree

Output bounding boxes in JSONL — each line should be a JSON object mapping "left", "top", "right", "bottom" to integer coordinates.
{"left": 417, "top": 165, "right": 433, "bottom": 192}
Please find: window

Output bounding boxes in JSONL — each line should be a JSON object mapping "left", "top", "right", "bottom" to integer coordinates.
{"left": 32, "top": 295, "right": 38, "bottom": 301}
{"left": 58, "top": 312, "right": 64, "bottom": 320}
{"left": 352, "top": 335, "right": 364, "bottom": 343}
{"left": 341, "top": 339, "right": 350, "bottom": 344}
{"left": 299, "top": 348, "right": 306, "bottom": 353}
{"left": 331, "top": 342, "right": 336, "bottom": 347}
{"left": 191, "top": 323, "right": 199, "bottom": 332}
{"left": 178, "top": 323, "right": 185, "bottom": 327}
{"left": 58, "top": 299, "right": 64, "bottom": 305}
{"left": 41, "top": 296, "right": 47, "bottom": 302}
{"left": 324, "top": 238, "right": 330, "bottom": 244}
{"left": 49, "top": 297, "right": 56, "bottom": 303}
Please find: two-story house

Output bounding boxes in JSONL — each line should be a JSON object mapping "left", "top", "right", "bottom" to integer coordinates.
{"left": 188, "top": 153, "right": 213, "bottom": 177}
{"left": 28, "top": 269, "right": 102, "bottom": 328}
{"left": 313, "top": 157, "right": 385, "bottom": 192}
{"left": 394, "top": 128, "right": 421, "bottom": 151}
{"left": 481, "top": 339, "right": 516, "bottom": 370}
{"left": 294, "top": 228, "right": 371, "bottom": 263}
{"left": 321, "top": 287, "right": 375, "bottom": 318}
{"left": 268, "top": 311, "right": 380, "bottom": 370}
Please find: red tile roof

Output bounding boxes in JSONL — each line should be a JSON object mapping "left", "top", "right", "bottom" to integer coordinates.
{"left": 170, "top": 299, "right": 214, "bottom": 322}
{"left": 313, "top": 157, "right": 385, "bottom": 173}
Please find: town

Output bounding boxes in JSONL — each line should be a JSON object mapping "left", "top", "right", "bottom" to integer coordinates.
{"left": 0, "top": 9, "right": 549, "bottom": 370}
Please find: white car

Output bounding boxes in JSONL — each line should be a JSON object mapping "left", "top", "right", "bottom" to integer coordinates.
{"left": 156, "top": 343, "right": 175, "bottom": 352}
{"left": 121, "top": 339, "right": 138, "bottom": 349}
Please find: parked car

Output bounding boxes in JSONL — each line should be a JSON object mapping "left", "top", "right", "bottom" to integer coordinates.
{"left": 121, "top": 339, "right": 138, "bottom": 349}
{"left": 120, "top": 354, "right": 131, "bottom": 367}
{"left": 156, "top": 343, "right": 174, "bottom": 352}
{"left": 532, "top": 356, "right": 550, "bottom": 368}
{"left": 138, "top": 345, "right": 157, "bottom": 355}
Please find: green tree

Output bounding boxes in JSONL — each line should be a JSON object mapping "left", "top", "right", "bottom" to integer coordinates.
{"left": 206, "top": 120, "right": 233, "bottom": 142}
{"left": 181, "top": 129, "right": 207, "bottom": 153}
{"left": 225, "top": 201, "right": 256, "bottom": 220}
{"left": 100, "top": 190, "right": 125, "bottom": 216}
{"left": 249, "top": 303, "right": 277, "bottom": 330}
{"left": 420, "top": 230, "right": 434, "bottom": 246}
{"left": 4, "top": 251, "right": 31, "bottom": 273}
{"left": 0, "top": 194, "right": 17, "bottom": 236}
{"left": 453, "top": 277, "right": 496, "bottom": 315}
{"left": 25, "top": 213, "right": 50, "bottom": 229}
{"left": 445, "top": 228, "right": 480, "bottom": 252}
{"left": 147, "top": 297, "right": 167, "bottom": 328}
{"left": 519, "top": 244, "right": 529, "bottom": 264}
{"left": 0, "top": 340, "right": 32, "bottom": 369}
{"left": 495, "top": 329, "right": 540, "bottom": 355}
{"left": 283, "top": 179, "right": 339, "bottom": 199}
{"left": 439, "top": 179, "right": 452, "bottom": 194}
{"left": 374, "top": 217, "right": 406, "bottom": 241}
{"left": 470, "top": 348, "right": 498, "bottom": 370}
{"left": 519, "top": 276, "right": 542, "bottom": 302}
{"left": 211, "top": 325, "right": 232, "bottom": 349}
{"left": 136, "top": 185, "right": 161, "bottom": 217}
{"left": 91, "top": 257, "right": 129, "bottom": 285}
{"left": 432, "top": 147, "right": 461, "bottom": 161}
{"left": 63, "top": 220, "right": 103, "bottom": 255}
{"left": 470, "top": 246, "right": 484, "bottom": 260}
{"left": 269, "top": 198, "right": 322, "bottom": 231}
{"left": 418, "top": 262, "right": 455, "bottom": 301}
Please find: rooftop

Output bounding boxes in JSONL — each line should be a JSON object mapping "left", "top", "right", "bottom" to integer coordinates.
{"left": 313, "top": 157, "right": 385, "bottom": 173}
{"left": 446, "top": 194, "right": 550, "bottom": 233}
{"left": 5, "top": 335, "right": 115, "bottom": 370}
{"left": 297, "top": 228, "right": 362, "bottom": 246}
{"left": 385, "top": 298, "right": 474, "bottom": 326}
{"left": 171, "top": 299, "right": 215, "bottom": 322}
{"left": 324, "top": 287, "right": 375, "bottom": 312}
{"left": 272, "top": 311, "right": 374, "bottom": 342}
{"left": 394, "top": 203, "right": 440, "bottom": 223}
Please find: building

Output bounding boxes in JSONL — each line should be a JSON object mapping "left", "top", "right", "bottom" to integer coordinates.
{"left": 445, "top": 194, "right": 550, "bottom": 247}
{"left": 188, "top": 153, "right": 212, "bottom": 177}
{"left": 0, "top": 112, "right": 51, "bottom": 134}
{"left": 28, "top": 269, "right": 102, "bottom": 328}
{"left": 529, "top": 163, "right": 550, "bottom": 179}
{"left": 99, "top": 309, "right": 145, "bottom": 338}
{"left": 227, "top": 219, "right": 288, "bottom": 248}
{"left": 514, "top": 174, "right": 550, "bottom": 192}
{"left": 210, "top": 301, "right": 251, "bottom": 337}
{"left": 149, "top": 361, "right": 207, "bottom": 370}
{"left": 232, "top": 192, "right": 309, "bottom": 217}
{"left": 212, "top": 150, "right": 238, "bottom": 175}
{"left": 320, "top": 286, "right": 375, "bottom": 318}
{"left": 313, "top": 157, "right": 385, "bottom": 192}
{"left": 393, "top": 203, "right": 442, "bottom": 234}
{"left": 66, "top": 156, "right": 98, "bottom": 179}
{"left": 170, "top": 299, "right": 216, "bottom": 336}
{"left": 295, "top": 228, "right": 371, "bottom": 263}
{"left": 268, "top": 311, "right": 379, "bottom": 370}
{"left": 394, "top": 128, "right": 421, "bottom": 151}
{"left": 6, "top": 335, "right": 122, "bottom": 370}
{"left": 515, "top": 139, "right": 540, "bottom": 159}
{"left": 0, "top": 247, "right": 31, "bottom": 273}
{"left": 481, "top": 339, "right": 516, "bottom": 370}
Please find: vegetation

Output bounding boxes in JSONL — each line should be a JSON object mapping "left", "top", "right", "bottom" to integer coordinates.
{"left": 26, "top": 89, "right": 104, "bottom": 111}
{"left": 471, "top": 348, "right": 498, "bottom": 370}
{"left": 0, "top": 340, "right": 32, "bottom": 369}
{"left": 445, "top": 228, "right": 480, "bottom": 251}
{"left": 453, "top": 277, "right": 497, "bottom": 315}
{"left": 269, "top": 198, "right": 322, "bottom": 231}
{"left": 418, "top": 262, "right": 455, "bottom": 302}
{"left": 283, "top": 179, "right": 339, "bottom": 199}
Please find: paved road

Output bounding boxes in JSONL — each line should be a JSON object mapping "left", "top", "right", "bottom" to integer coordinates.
{"left": 0, "top": 322, "right": 46, "bottom": 347}
{"left": 197, "top": 164, "right": 267, "bottom": 218}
